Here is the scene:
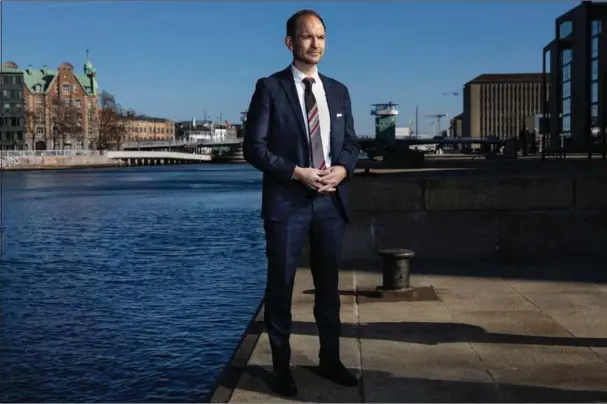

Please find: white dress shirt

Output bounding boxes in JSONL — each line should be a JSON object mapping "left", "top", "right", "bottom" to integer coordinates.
{"left": 291, "top": 64, "right": 331, "bottom": 168}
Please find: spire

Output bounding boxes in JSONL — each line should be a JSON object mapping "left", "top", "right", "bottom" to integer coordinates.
{"left": 84, "top": 49, "right": 95, "bottom": 76}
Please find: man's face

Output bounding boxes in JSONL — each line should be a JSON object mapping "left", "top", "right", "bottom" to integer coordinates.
{"left": 286, "top": 15, "right": 326, "bottom": 65}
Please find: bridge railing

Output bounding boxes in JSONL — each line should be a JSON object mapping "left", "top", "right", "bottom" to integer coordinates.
{"left": 123, "top": 138, "right": 243, "bottom": 149}
{"left": 122, "top": 140, "right": 190, "bottom": 148}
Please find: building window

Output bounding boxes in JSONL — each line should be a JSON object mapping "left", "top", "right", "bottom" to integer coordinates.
{"left": 36, "top": 126, "right": 44, "bottom": 135}
{"left": 592, "top": 36, "right": 599, "bottom": 58}
{"left": 592, "top": 59, "right": 598, "bottom": 81}
{"left": 562, "top": 49, "right": 572, "bottom": 65}
{"left": 563, "top": 81, "right": 571, "bottom": 98}
{"left": 75, "top": 99, "right": 81, "bottom": 108}
{"left": 62, "top": 84, "right": 71, "bottom": 94}
{"left": 562, "top": 62, "right": 571, "bottom": 81}
{"left": 592, "top": 82, "right": 598, "bottom": 103}
{"left": 559, "top": 20, "right": 572, "bottom": 39}
{"left": 591, "top": 20, "right": 602, "bottom": 36}
{"left": 562, "top": 115, "right": 571, "bottom": 133}
{"left": 591, "top": 104, "right": 598, "bottom": 119}
{"left": 35, "top": 99, "right": 43, "bottom": 107}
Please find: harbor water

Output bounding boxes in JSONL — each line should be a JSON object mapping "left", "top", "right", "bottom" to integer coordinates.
{"left": 0, "top": 165, "right": 267, "bottom": 402}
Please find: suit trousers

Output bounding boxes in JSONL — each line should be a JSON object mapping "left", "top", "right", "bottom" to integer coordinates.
{"left": 263, "top": 192, "right": 345, "bottom": 372}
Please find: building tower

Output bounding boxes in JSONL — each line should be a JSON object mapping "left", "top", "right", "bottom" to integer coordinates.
{"left": 83, "top": 50, "right": 98, "bottom": 149}
{"left": 83, "top": 49, "right": 97, "bottom": 96}
{"left": 371, "top": 102, "right": 399, "bottom": 146}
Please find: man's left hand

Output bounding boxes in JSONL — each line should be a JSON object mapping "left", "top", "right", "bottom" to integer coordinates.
{"left": 317, "top": 165, "right": 347, "bottom": 193}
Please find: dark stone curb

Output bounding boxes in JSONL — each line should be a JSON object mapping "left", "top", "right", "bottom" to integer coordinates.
{"left": 206, "top": 298, "right": 265, "bottom": 403}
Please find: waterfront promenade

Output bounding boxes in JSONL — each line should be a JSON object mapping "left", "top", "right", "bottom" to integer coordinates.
{"left": 214, "top": 263, "right": 607, "bottom": 402}
{"left": 211, "top": 160, "right": 607, "bottom": 402}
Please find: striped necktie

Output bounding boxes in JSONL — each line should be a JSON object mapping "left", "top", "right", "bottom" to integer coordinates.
{"left": 303, "top": 77, "right": 326, "bottom": 170}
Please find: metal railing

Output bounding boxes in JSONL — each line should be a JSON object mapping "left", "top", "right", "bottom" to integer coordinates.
{"left": 122, "top": 140, "right": 190, "bottom": 148}
{"left": 0, "top": 150, "right": 107, "bottom": 158}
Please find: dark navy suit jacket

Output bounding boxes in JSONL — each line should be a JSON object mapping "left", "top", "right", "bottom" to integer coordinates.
{"left": 243, "top": 66, "right": 360, "bottom": 222}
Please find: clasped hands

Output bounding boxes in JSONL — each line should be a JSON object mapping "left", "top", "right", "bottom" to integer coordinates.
{"left": 293, "top": 165, "right": 346, "bottom": 194}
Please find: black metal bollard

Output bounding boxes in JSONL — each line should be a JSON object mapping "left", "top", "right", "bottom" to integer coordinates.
{"left": 378, "top": 248, "right": 415, "bottom": 290}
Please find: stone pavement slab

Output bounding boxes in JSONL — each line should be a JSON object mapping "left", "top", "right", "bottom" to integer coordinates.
{"left": 222, "top": 265, "right": 607, "bottom": 403}
{"left": 227, "top": 269, "right": 361, "bottom": 403}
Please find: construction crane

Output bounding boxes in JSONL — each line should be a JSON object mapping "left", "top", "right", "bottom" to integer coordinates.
{"left": 424, "top": 113, "right": 447, "bottom": 137}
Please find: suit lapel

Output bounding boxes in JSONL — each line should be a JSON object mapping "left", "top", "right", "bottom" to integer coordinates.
{"left": 319, "top": 73, "right": 338, "bottom": 159}
{"left": 278, "top": 67, "right": 307, "bottom": 138}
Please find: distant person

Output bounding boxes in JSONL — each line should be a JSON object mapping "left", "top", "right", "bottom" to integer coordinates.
{"left": 242, "top": 9, "right": 360, "bottom": 397}
{"left": 518, "top": 127, "right": 529, "bottom": 156}
{"left": 530, "top": 129, "right": 538, "bottom": 155}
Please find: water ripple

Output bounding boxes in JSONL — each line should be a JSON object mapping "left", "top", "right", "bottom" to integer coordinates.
{"left": 1, "top": 165, "right": 267, "bottom": 402}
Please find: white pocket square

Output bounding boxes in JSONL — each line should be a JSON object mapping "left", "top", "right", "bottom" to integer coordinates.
{"left": 336, "top": 113, "right": 343, "bottom": 118}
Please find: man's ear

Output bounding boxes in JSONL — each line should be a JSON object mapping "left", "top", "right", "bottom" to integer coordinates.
{"left": 285, "top": 36, "right": 294, "bottom": 51}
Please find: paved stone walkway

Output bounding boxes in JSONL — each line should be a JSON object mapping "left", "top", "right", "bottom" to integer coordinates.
{"left": 222, "top": 264, "right": 607, "bottom": 403}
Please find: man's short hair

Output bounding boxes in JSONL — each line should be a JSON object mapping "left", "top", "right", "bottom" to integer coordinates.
{"left": 286, "top": 9, "right": 326, "bottom": 39}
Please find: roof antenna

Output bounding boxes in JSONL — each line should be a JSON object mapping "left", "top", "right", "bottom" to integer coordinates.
{"left": 86, "top": 48, "right": 89, "bottom": 59}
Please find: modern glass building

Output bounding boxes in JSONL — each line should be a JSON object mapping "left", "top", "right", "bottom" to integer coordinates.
{"left": 542, "top": 1, "right": 607, "bottom": 154}
{"left": 0, "top": 66, "right": 26, "bottom": 150}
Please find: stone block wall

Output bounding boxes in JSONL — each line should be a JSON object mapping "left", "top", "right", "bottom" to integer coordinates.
{"left": 3, "top": 155, "right": 120, "bottom": 169}
{"left": 338, "top": 171, "right": 607, "bottom": 263}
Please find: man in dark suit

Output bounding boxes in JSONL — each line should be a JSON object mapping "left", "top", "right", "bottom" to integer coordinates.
{"left": 243, "top": 8, "right": 360, "bottom": 397}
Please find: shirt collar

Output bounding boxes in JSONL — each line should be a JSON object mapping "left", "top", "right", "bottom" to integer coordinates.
{"left": 291, "top": 64, "right": 321, "bottom": 84}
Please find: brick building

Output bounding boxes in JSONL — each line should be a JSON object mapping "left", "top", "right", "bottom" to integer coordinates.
{"left": 1, "top": 59, "right": 99, "bottom": 150}
{"left": 122, "top": 115, "right": 175, "bottom": 143}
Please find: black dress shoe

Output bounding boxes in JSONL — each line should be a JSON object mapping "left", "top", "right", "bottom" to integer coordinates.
{"left": 273, "top": 369, "right": 298, "bottom": 397}
{"left": 318, "top": 360, "right": 359, "bottom": 387}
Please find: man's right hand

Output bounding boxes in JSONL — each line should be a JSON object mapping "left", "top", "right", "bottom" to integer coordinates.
{"left": 291, "top": 166, "right": 333, "bottom": 191}
{"left": 292, "top": 166, "right": 323, "bottom": 190}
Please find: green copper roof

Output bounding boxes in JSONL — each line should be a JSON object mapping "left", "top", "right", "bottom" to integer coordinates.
{"left": 0, "top": 64, "right": 20, "bottom": 73}
{"left": 0, "top": 61, "right": 98, "bottom": 97}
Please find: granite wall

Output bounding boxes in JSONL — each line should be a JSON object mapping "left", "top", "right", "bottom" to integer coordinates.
{"left": 2, "top": 155, "right": 121, "bottom": 170}
{"left": 339, "top": 170, "right": 607, "bottom": 263}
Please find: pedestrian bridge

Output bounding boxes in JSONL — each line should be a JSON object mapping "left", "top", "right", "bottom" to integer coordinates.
{"left": 107, "top": 151, "right": 211, "bottom": 165}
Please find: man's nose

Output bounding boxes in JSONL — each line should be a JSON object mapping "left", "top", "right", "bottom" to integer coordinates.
{"left": 311, "top": 37, "right": 319, "bottom": 47}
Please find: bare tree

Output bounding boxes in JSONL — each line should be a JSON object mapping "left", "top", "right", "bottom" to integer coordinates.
{"left": 87, "top": 102, "right": 99, "bottom": 150}
{"left": 25, "top": 108, "right": 44, "bottom": 150}
{"left": 49, "top": 97, "right": 80, "bottom": 150}
{"left": 96, "top": 90, "right": 128, "bottom": 151}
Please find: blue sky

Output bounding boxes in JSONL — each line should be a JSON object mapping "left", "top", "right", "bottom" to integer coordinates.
{"left": 2, "top": 0, "right": 578, "bottom": 135}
